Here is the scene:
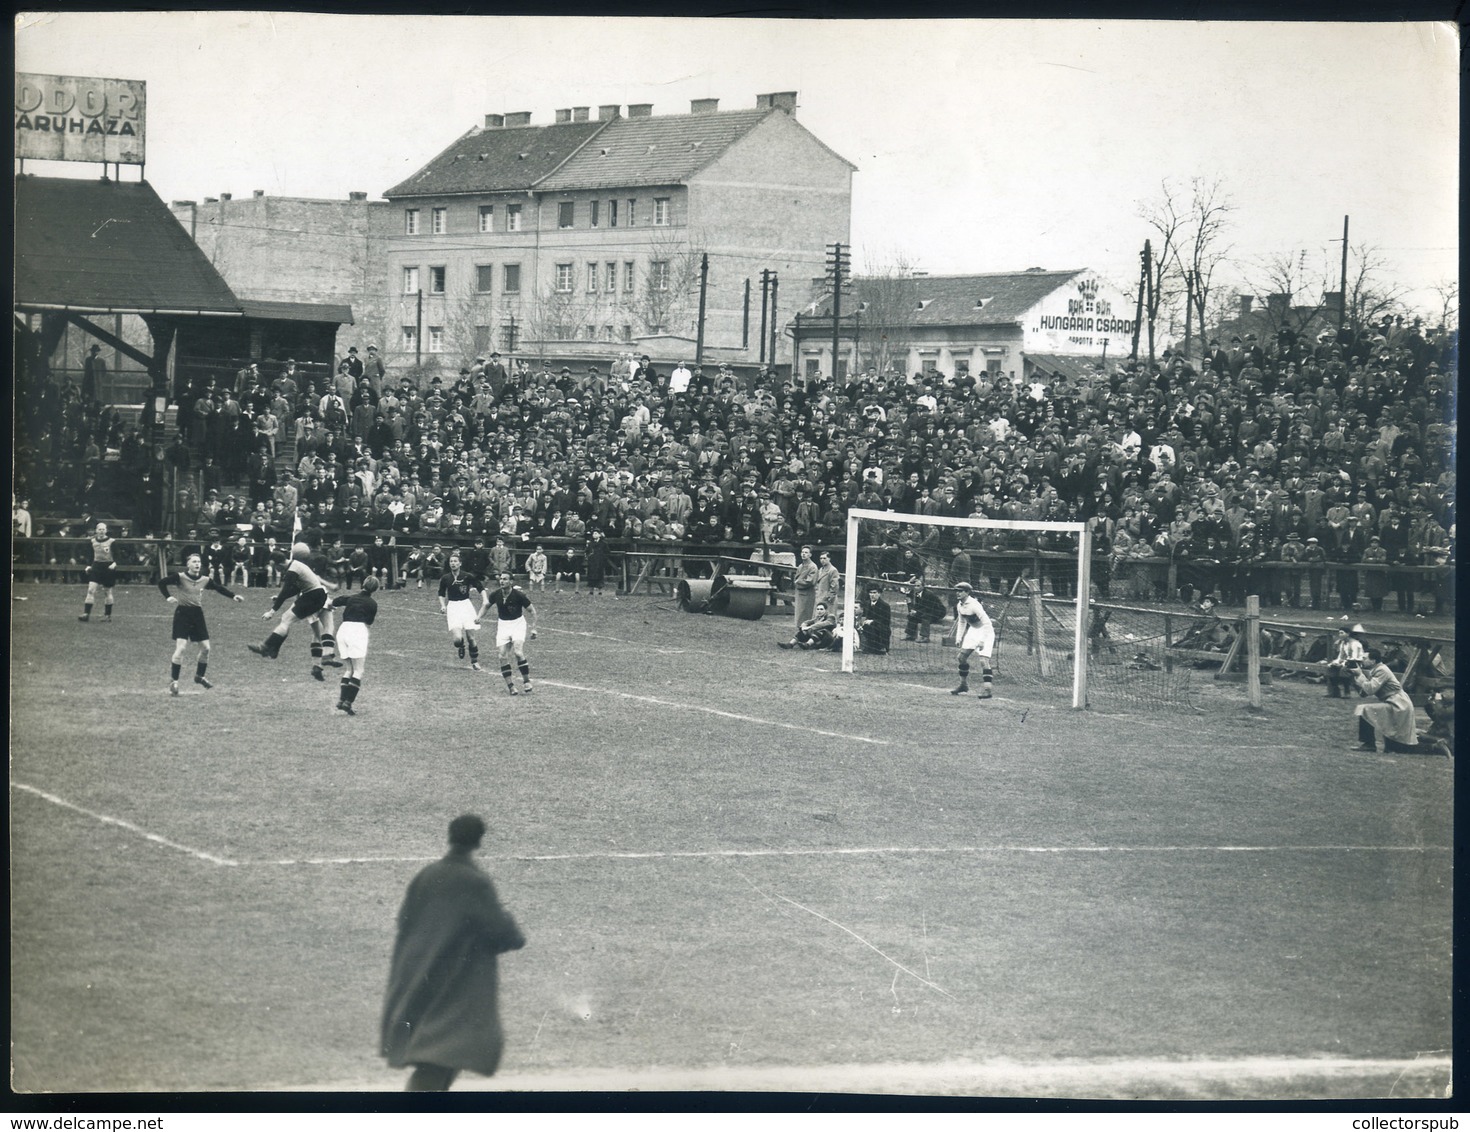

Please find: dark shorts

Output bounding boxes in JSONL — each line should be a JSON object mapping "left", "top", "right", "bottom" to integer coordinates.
{"left": 87, "top": 562, "right": 118, "bottom": 587}
{"left": 289, "top": 587, "right": 329, "bottom": 620}
{"left": 171, "top": 605, "right": 209, "bottom": 642}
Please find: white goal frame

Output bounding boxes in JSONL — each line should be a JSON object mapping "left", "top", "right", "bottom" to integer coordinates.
{"left": 841, "top": 508, "right": 1092, "bottom": 709}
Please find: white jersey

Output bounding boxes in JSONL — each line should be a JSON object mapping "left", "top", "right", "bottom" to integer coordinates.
{"left": 955, "top": 594, "right": 995, "bottom": 655}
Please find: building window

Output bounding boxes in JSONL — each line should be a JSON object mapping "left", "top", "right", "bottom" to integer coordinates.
{"left": 474, "top": 325, "right": 491, "bottom": 356}
{"left": 602, "top": 325, "right": 615, "bottom": 341}
{"left": 506, "top": 203, "right": 522, "bottom": 231}
{"left": 431, "top": 207, "right": 447, "bottom": 234}
{"left": 621, "top": 324, "right": 633, "bottom": 342}
{"left": 478, "top": 205, "right": 494, "bottom": 232}
{"left": 608, "top": 200, "right": 618, "bottom": 227}
{"left": 476, "top": 265, "right": 494, "bottom": 294}
{"left": 500, "top": 324, "right": 517, "bottom": 351}
{"left": 605, "top": 262, "right": 617, "bottom": 291}
{"left": 653, "top": 197, "right": 669, "bottom": 226}
{"left": 404, "top": 209, "right": 420, "bottom": 235}
{"left": 503, "top": 263, "right": 521, "bottom": 293}
{"left": 589, "top": 200, "right": 599, "bottom": 228}
{"left": 954, "top": 358, "right": 970, "bottom": 379}
{"left": 557, "top": 201, "right": 574, "bottom": 229}
{"left": 921, "top": 357, "right": 940, "bottom": 376}
{"left": 587, "top": 262, "right": 599, "bottom": 292}
{"left": 623, "top": 261, "right": 635, "bottom": 292}
{"left": 626, "top": 199, "right": 636, "bottom": 226}
{"left": 429, "top": 266, "right": 446, "bottom": 294}
{"left": 584, "top": 324, "right": 596, "bottom": 341}
{"left": 650, "top": 260, "right": 670, "bottom": 291}
{"left": 986, "top": 358, "right": 1003, "bottom": 374}
{"left": 555, "top": 263, "right": 574, "bottom": 293}
{"left": 402, "top": 266, "right": 420, "bottom": 294}
{"left": 805, "top": 357, "right": 821, "bottom": 377}
{"left": 427, "top": 326, "right": 444, "bottom": 353}
{"left": 401, "top": 325, "right": 418, "bottom": 352}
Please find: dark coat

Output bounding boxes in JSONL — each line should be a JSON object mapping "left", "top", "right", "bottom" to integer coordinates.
{"left": 381, "top": 853, "right": 525, "bottom": 1075}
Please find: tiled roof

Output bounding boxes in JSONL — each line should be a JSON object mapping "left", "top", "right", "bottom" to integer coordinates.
{"left": 384, "top": 120, "right": 605, "bottom": 198}
{"left": 862, "top": 271, "right": 1086, "bottom": 328}
{"left": 15, "top": 175, "right": 242, "bottom": 314}
{"left": 238, "top": 298, "right": 354, "bottom": 325}
{"left": 537, "top": 109, "right": 774, "bottom": 191}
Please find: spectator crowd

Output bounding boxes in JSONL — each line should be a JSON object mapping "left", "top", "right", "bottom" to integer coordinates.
{"left": 16, "top": 315, "right": 1458, "bottom": 615}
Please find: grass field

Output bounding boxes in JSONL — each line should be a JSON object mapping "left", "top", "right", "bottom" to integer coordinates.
{"left": 9, "top": 580, "right": 1453, "bottom": 1099}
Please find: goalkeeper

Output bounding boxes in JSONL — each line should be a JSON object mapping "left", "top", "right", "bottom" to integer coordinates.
{"left": 951, "top": 582, "right": 995, "bottom": 699}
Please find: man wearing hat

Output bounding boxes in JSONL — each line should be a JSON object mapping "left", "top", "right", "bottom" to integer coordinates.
{"left": 1325, "top": 625, "right": 1368, "bottom": 697}
{"left": 951, "top": 581, "right": 995, "bottom": 699}
{"left": 364, "top": 344, "right": 386, "bottom": 393}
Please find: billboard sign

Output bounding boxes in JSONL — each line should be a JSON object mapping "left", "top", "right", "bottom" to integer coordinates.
{"left": 15, "top": 73, "right": 146, "bottom": 165}
{"left": 1022, "top": 271, "right": 1136, "bottom": 355}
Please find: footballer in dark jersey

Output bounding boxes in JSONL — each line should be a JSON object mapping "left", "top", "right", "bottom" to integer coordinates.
{"left": 159, "top": 550, "right": 246, "bottom": 695}
{"left": 486, "top": 571, "right": 537, "bottom": 695}
{"left": 438, "top": 552, "right": 488, "bottom": 669}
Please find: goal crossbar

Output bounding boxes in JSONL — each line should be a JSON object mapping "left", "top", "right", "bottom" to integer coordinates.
{"left": 841, "top": 508, "right": 1092, "bottom": 708}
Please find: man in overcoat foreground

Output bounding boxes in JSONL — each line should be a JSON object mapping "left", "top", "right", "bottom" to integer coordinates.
{"left": 381, "top": 814, "right": 526, "bottom": 1091}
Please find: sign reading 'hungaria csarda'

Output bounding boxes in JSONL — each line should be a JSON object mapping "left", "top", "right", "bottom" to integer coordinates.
{"left": 15, "top": 73, "right": 146, "bottom": 165}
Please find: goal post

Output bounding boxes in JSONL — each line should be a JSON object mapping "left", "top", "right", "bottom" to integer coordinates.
{"left": 841, "top": 508, "right": 1091, "bottom": 709}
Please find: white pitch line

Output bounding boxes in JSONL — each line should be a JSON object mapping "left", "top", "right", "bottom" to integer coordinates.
{"left": 13, "top": 781, "right": 239, "bottom": 866}
{"left": 507, "top": 843, "right": 1446, "bottom": 862}
{"left": 539, "top": 679, "right": 891, "bottom": 745}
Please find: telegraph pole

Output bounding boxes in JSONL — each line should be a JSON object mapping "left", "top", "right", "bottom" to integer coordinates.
{"left": 1143, "top": 240, "right": 1156, "bottom": 368}
{"left": 415, "top": 289, "right": 423, "bottom": 367}
{"left": 1336, "top": 215, "right": 1350, "bottom": 335}
{"left": 742, "top": 277, "right": 751, "bottom": 349}
{"left": 1131, "top": 244, "right": 1147, "bottom": 363}
{"left": 827, "top": 242, "right": 851, "bottom": 382}
{"left": 767, "top": 273, "right": 779, "bottom": 374}
{"left": 758, "top": 270, "right": 771, "bottom": 365}
{"left": 695, "top": 253, "right": 709, "bottom": 364}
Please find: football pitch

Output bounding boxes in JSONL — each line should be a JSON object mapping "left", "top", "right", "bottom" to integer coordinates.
{"left": 9, "top": 582, "right": 1453, "bottom": 1099}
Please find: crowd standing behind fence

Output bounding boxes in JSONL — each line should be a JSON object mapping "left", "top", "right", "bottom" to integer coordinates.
{"left": 13, "top": 317, "right": 1455, "bottom": 616}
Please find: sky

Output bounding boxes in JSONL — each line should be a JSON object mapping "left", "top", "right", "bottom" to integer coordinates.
{"left": 14, "top": 13, "right": 1460, "bottom": 317}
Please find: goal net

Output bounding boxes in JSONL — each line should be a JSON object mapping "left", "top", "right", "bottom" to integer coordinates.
{"left": 840, "top": 509, "right": 1197, "bottom": 710}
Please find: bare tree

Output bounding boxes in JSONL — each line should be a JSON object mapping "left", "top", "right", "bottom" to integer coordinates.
{"left": 1177, "top": 176, "right": 1236, "bottom": 356}
{"left": 1239, "top": 247, "right": 1333, "bottom": 339}
{"left": 1342, "top": 242, "right": 1412, "bottom": 333}
{"left": 853, "top": 246, "right": 920, "bottom": 376}
{"left": 1428, "top": 278, "right": 1458, "bottom": 332}
{"left": 632, "top": 228, "right": 706, "bottom": 337}
{"left": 1136, "top": 180, "right": 1189, "bottom": 357}
{"left": 1139, "top": 177, "right": 1236, "bottom": 361}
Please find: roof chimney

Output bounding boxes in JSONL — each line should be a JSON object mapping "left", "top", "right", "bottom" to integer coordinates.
{"left": 171, "top": 200, "right": 196, "bottom": 209}
{"left": 756, "top": 91, "right": 797, "bottom": 114}
{"left": 253, "top": 189, "right": 265, "bottom": 199}
{"left": 627, "top": 103, "right": 653, "bottom": 118}
{"left": 1239, "top": 294, "right": 1254, "bottom": 316}
{"left": 554, "top": 108, "right": 572, "bottom": 123}
{"left": 1266, "top": 292, "right": 1291, "bottom": 316}
{"left": 504, "top": 111, "right": 532, "bottom": 127}
{"left": 348, "top": 191, "right": 368, "bottom": 202}
{"left": 598, "top": 104, "right": 620, "bottom": 121}
{"left": 484, "top": 113, "right": 504, "bottom": 129}
{"left": 691, "top": 98, "right": 719, "bottom": 114}
{"left": 572, "top": 106, "right": 589, "bottom": 122}
{"left": 204, "top": 197, "right": 218, "bottom": 204}
{"left": 220, "top": 192, "right": 232, "bottom": 201}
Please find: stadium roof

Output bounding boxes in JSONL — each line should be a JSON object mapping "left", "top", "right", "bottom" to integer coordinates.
{"left": 15, "top": 175, "right": 243, "bottom": 316}
{"left": 384, "top": 120, "right": 605, "bottom": 198}
{"left": 238, "top": 298, "right": 354, "bottom": 325}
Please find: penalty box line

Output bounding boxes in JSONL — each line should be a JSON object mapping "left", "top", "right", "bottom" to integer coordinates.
{"left": 538, "top": 679, "right": 890, "bottom": 745}
{"left": 15, "top": 782, "right": 1448, "bottom": 869}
